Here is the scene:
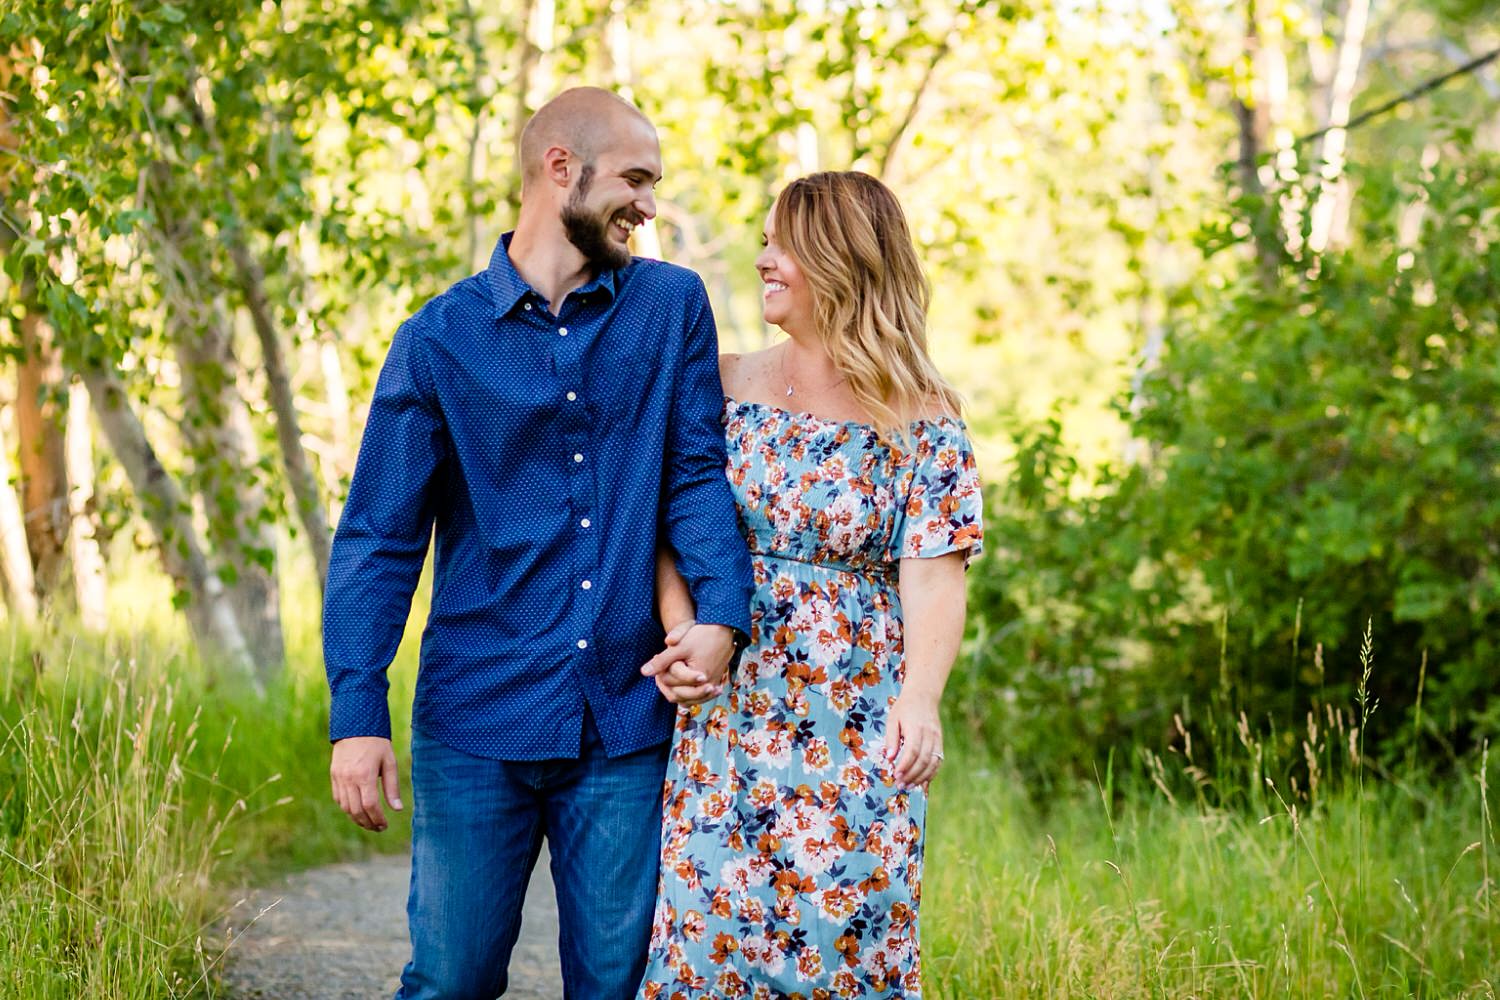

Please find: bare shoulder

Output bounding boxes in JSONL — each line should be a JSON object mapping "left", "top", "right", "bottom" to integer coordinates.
{"left": 914, "top": 393, "right": 963, "bottom": 424}
{"left": 718, "top": 352, "right": 745, "bottom": 399}
{"left": 719, "top": 347, "right": 777, "bottom": 399}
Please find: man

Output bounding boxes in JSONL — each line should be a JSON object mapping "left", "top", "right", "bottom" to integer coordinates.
{"left": 323, "top": 87, "right": 753, "bottom": 1000}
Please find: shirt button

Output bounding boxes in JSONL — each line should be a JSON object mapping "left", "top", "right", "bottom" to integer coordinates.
{"left": 566, "top": 391, "right": 577, "bottom": 401}
{"left": 580, "top": 518, "right": 591, "bottom": 528}
{"left": 558, "top": 327, "right": 568, "bottom": 336}
{"left": 524, "top": 303, "right": 532, "bottom": 311}
{"left": 577, "top": 639, "right": 588, "bottom": 649}
{"left": 573, "top": 453, "right": 584, "bottom": 463}
{"left": 581, "top": 580, "right": 592, "bottom": 590}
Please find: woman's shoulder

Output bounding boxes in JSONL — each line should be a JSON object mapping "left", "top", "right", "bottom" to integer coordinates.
{"left": 908, "top": 392, "right": 963, "bottom": 426}
{"left": 718, "top": 347, "right": 777, "bottom": 398}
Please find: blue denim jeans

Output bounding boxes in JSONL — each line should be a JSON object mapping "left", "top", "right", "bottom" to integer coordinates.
{"left": 395, "top": 715, "right": 668, "bottom": 1000}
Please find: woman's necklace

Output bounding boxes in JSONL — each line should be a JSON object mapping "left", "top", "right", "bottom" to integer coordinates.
{"left": 780, "top": 349, "right": 846, "bottom": 398}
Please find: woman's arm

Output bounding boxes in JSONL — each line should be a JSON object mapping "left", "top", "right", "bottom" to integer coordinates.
{"left": 884, "top": 550, "right": 968, "bottom": 788}
{"left": 656, "top": 545, "right": 698, "bottom": 632}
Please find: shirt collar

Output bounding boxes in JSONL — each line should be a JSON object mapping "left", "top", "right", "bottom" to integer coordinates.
{"left": 486, "top": 231, "right": 622, "bottom": 318}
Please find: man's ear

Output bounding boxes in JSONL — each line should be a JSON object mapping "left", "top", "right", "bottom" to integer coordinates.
{"left": 542, "top": 145, "right": 572, "bottom": 189}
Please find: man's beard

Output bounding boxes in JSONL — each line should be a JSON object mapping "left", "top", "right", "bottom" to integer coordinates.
{"left": 561, "top": 164, "right": 633, "bottom": 271}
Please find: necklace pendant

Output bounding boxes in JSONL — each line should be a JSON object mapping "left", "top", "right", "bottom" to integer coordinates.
{"left": 785, "top": 384, "right": 795, "bottom": 397}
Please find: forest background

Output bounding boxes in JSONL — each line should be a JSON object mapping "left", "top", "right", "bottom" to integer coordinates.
{"left": 2, "top": 0, "right": 1498, "bottom": 996}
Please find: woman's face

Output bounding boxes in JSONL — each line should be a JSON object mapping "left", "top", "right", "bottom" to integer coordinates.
{"left": 755, "top": 208, "right": 815, "bottom": 335}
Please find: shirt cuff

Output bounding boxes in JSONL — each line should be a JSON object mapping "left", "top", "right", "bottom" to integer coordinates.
{"left": 691, "top": 582, "right": 753, "bottom": 638}
{"left": 328, "top": 684, "right": 393, "bottom": 743}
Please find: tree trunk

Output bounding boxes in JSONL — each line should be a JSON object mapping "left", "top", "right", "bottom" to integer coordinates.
{"left": 14, "top": 308, "right": 71, "bottom": 601}
{"left": 1, "top": 51, "right": 68, "bottom": 606}
{"left": 1308, "top": 0, "right": 1371, "bottom": 254}
{"left": 82, "top": 368, "right": 255, "bottom": 684}
{"left": 176, "top": 79, "right": 333, "bottom": 595}
{"left": 1233, "top": 0, "right": 1281, "bottom": 286}
{"left": 172, "top": 307, "right": 284, "bottom": 676}
{"left": 147, "top": 162, "right": 284, "bottom": 678}
{"left": 505, "top": 0, "right": 557, "bottom": 216}
{"left": 0, "top": 404, "right": 39, "bottom": 625}
{"left": 65, "top": 380, "right": 108, "bottom": 632}
{"left": 223, "top": 233, "right": 333, "bottom": 595}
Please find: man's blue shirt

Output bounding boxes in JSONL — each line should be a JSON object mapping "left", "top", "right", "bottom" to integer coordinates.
{"left": 323, "top": 233, "right": 754, "bottom": 760}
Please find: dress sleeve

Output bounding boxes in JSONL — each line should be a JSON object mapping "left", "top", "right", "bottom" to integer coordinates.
{"left": 892, "top": 419, "right": 985, "bottom": 567}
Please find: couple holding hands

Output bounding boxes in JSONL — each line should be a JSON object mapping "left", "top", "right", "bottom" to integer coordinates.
{"left": 323, "top": 86, "right": 983, "bottom": 1000}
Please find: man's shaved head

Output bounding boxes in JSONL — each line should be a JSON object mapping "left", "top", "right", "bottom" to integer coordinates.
{"left": 519, "top": 87, "right": 653, "bottom": 191}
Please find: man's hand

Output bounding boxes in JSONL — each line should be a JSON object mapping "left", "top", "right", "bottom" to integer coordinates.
{"left": 641, "top": 623, "right": 737, "bottom": 706}
{"left": 330, "top": 736, "right": 403, "bottom": 831}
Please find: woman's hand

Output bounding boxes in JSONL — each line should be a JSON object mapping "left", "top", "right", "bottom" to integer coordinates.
{"left": 882, "top": 690, "right": 944, "bottom": 789}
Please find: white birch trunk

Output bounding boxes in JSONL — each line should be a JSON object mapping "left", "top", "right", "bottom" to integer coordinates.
{"left": 65, "top": 380, "right": 107, "bottom": 632}
{"left": 0, "top": 405, "right": 39, "bottom": 625}
{"left": 1308, "top": 0, "right": 1371, "bottom": 254}
{"left": 82, "top": 368, "right": 256, "bottom": 684}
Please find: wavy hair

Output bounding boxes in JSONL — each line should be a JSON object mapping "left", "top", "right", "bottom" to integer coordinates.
{"left": 772, "top": 171, "right": 961, "bottom": 442}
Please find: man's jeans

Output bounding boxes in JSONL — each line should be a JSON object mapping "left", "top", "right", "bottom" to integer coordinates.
{"left": 395, "top": 717, "right": 668, "bottom": 1000}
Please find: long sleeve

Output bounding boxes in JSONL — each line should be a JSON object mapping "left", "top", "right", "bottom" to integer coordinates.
{"left": 323, "top": 321, "right": 447, "bottom": 741}
{"left": 661, "top": 279, "right": 754, "bottom": 636}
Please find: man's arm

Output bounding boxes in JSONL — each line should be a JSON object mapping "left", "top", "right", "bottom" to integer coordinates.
{"left": 324, "top": 319, "right": 446, "bottom": 830}
{"left": 650, "top": 277, "right": 753, "bottom": 689}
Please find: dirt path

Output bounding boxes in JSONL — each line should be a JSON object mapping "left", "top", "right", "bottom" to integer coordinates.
{"left": 218, "top": 850, "right": 563, "bottom": 999}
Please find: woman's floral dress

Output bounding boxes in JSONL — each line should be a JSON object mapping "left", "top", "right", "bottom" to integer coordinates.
{"left": 637, "top": 398, "right": 984, "bottom": 999}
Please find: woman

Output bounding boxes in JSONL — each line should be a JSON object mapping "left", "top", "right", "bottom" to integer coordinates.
{"left": 637, "top": 171, "right": 983, "bottom": 998}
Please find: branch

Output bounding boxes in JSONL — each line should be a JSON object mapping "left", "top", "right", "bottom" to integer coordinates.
{"left": 1295, "top": 44, "right": 1500, "bottom": 148}
{"left": 875, "top": 30, "right": 953, "bottom": 181}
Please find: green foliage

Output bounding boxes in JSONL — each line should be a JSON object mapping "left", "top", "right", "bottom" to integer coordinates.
{"left": 963, "top": 141, "right": 1500, "bottom": 775}
{"left": 924, "top": 738, "right": 1499, "bottom": 997}
{"left": 0, "top": 572, "right": 421, "bottom": 997}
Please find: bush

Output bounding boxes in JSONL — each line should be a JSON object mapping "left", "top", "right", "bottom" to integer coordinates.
{"left": 961, "top": 146, "right": 1500, "bottom": 777}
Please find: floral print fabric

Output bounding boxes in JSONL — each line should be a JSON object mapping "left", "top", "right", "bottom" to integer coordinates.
{"left": 638, "top": 398, "right": 984, "bottom": 999}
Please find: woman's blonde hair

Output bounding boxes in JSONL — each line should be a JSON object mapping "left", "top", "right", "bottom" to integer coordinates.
{"left": 772, "top": 171, "right": 961, "bottom": 441}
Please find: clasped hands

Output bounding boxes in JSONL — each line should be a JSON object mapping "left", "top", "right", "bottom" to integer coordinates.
{"left": 640, "top": 620, "right": 736, "bottom": 706}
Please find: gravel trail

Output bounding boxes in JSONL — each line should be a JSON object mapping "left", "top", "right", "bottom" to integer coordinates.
{"left": 219, "top": 850, "right": 563, "bottom": 999}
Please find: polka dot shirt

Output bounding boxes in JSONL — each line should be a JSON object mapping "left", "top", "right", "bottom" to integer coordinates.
{"left": 323, "top": 233, "right": 754, "bottom": 760}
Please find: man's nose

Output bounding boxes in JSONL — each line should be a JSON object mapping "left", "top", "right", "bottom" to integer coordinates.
{"left": 636, "top": 190, "right": 657, "bottom": 221}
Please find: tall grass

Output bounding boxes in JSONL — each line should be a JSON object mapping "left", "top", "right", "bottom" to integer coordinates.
{"left": 1, "top": 566, "right": 1495, "bottom": 997}
{"left": 924, "top": 631, "right": 1499, "bottom": 998}
{"left": 0, "top": 562, "right": 421, "bottom": 998}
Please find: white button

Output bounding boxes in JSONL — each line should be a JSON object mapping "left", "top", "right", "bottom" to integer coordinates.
{"left": 577, "top": 639, "right": 588, "bottom": 649}
{"left": 580, "top": 518, "right": 591, "bottom": 528}
{"left": 524, "top": 303, "right": 532, "bottom": 311}
{"left": 581, "top": 580, "right": 592, "bottom": 590}
{"left": 566, "top": 391, "right": 577, "bottom": 401}
{"left": 573, "top": 453, "right": 584, "bottom": 463}
{"left": 558, "top": 327, "right": 568, "bottom": 336}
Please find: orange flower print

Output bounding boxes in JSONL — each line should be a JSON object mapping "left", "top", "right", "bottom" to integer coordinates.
{"left": 834, "top": 931, "right": 861, "bottom": 966}
{"left": 839, "top": 761, "right": 871, "bottom": 794}
{"left": 772, "top": 869, "right": 815, "bottom": 899}
{"left": 831, "top": 815, "right": 858, "bottom": 851}
{"left": 636, "top": 405, "right": 985, "bottom": 997}
{"left": 738, "top": 897, "right": 765, "bottom": 924}
{"left": 801, "top": 737, "right": 831, "bottom": 772}
{"left": 749, "top": 778, "right": 778, "bottom": 810}
{"left": 822, "top": 886, "right": 860, "bottom": 923}
{"left": 819, "top": 781, "right": 842, "bottom": 808}
{"left": 832, "top": 969, "right": 862, "bottom": 994}
{"left": 710, "top": 932, "right": 738, "bottom": 964}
